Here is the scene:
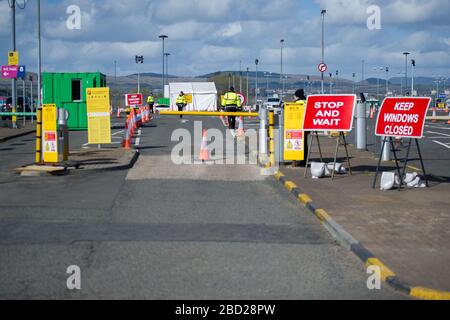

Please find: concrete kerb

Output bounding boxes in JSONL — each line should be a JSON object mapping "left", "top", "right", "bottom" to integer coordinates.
{"left": 0, "top": 129, "right": 36, "bottom": 143}
{"left": 256, "top": 153, "right": 450, "bottom": 300}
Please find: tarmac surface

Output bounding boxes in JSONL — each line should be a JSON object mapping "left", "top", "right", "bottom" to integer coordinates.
{"left": 0, "top": 115, "right": 404, "bottom": 299}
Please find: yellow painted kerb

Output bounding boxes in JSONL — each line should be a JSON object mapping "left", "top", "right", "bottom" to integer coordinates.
{"left": 274, "top": 171, "right": 285, "bottom": 181}
{"left": 410, "top": 287, "right": 450, "bottom": 301}
{"left": 299, "top": 194, "right": 313, "bottom": 205}
{"left": 315, "top": 209, "right": 331, "bottom": 222}
{"left": 285, "top": 181, "right": 297, "bottom": 191}
{"left": 366, "top": 258, "right": 396, "bottom": 281}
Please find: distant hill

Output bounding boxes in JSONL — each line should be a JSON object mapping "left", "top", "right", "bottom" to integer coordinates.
{"left": 389, "top": 77, "right": 438, "bottom": 85}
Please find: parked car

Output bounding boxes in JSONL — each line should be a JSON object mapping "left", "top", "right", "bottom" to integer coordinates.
{"left": 155, "top": 103, "right": 170, "bottom": 114}
{"left": 263, "top": 95, "right": 283, "bottom": 113}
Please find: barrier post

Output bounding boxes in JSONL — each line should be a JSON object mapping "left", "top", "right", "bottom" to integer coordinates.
{"left": 35, "top": 108, "right": 42, "bottom": 164}
{"left": 356, "top": 102, "right": 367, "bottom": 150}
{"left": 269, "top": 110, "right": 275, "bottom": 167}
{"left": 259, "top": 107, "right": 268, "bottom": 157}
{"left": 12, "top": 107, "right": 18, "bottom": 129}
{"left": 382, "top": 136, "right": 391, "bottom": 161}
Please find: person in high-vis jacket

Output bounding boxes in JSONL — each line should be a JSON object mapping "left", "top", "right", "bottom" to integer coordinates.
{"left": 222, "top": 87, "right": 242, "bottom": 131}
{"left": 147, "top": 93, "right": 155, "bottom": 114}
{"left": 176, "top": 92, "right": 187, "bottom": 119}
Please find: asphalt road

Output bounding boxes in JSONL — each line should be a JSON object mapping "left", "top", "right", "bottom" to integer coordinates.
{"left": 0, "top": 115, "right": 404, "bottom": 299}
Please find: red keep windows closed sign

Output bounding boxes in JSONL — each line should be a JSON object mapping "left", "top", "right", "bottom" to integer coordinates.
{"left": 375, "top": 97, "right": 431, "bottom": 139}
{"left": 303, "top": 95, "right": 357, "bottom": 132}
{"left": 126, "top": 94, "right": 143, "bottom": 106}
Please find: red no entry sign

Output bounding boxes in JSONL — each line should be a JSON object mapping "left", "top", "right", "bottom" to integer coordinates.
{"left": 125, "top": 94, "right": 143, "bottom": 106}
{"left": 303, "top": 95, "right": 356, "bottom": 132}
{"left": 375, "top": 97, "right": 431, "bottom": 138}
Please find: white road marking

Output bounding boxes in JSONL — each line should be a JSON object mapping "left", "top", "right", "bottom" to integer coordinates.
{"left": 135, "top": 129, "right": 142, "bottom": 147}
{"left": 426, "top": 125, "right": 450, "bottom": 130}
{"left": 112, "top": 130, "right": 124, "bottom": 136}
{"left": 432, "top": 140, "right": 450, "bottom": 149}
{"left": 426, "top": 131, "right": 450, "bottom": 137}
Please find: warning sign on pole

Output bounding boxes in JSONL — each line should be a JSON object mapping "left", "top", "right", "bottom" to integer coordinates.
{"left": 375, "top": 97, "right": 431, "bottom": 139}
{"left": 303, "top": 95, "right": 356, "bottom": 132}
{"left": 8, "top": 51, "right": 19, "bottom": 66}
{"left": 42, "top": 104, "right": 58, "bottom": 163}
{"left": 284, "top": 102, "right": 306, "bottom": 161}
{"left": 125, "top": 94, "right": 143, "bottom": 107}
{"left": 87, "top": 88, "right": 112, "bottom": 145}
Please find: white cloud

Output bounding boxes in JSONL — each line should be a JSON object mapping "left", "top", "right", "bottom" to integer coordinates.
{"left": 0, "top": 0, "right": 448, "bottom": 77}
{"left": 216, "top": 22, "right": 242, "bottom": 38}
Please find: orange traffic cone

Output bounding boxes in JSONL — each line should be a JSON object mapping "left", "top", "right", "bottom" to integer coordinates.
{"left": 199, "top": 129, "right": 210, "bottom": 162}
{"left": 123, "top": 119, "right": 132, "bottom": 150}
{"left": 370, "top": 107, "right": 375, "bottom": 120}
{"left": 237, "top": 116, "right": 245, "bottom": 137}
{"left": 117, "top": 107, "right": 121, "bottom": 118}
{"left": 432, "top": 108, "right": 437, "bottom": 123}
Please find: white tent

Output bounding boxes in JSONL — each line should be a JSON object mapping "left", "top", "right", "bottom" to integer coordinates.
{"left": 169, "top": 82, "right": 218, "bottom": 111}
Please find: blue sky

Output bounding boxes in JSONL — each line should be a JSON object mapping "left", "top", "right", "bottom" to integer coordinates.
{"left": 1, "top": 0, "right": 449, "bottom": 80}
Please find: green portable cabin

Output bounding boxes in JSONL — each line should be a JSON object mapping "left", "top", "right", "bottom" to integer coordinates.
{"left": 42, "top": 72, "right": 107, "bottom": 130}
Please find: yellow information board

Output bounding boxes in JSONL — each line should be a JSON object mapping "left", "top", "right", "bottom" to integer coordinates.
{"left": 185, "top": 94, "right": 193, "bottom": 104}
{"left": 284, "top": 102, "right": 306, "bottom": 161}
{"left": 86, "top": 88, "right": 111, "bottom": 145}
{"left": 42, "top": 104, "right": 58, "bottom": 163}
{"left": 8, "top": 51, "right": 19, "bottom": 66}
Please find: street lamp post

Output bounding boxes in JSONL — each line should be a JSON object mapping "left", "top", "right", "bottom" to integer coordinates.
{"left": 246, "top": 67, "right": 249, "bottom": 103}
{"left": 265, "top": 72, "right": 270, "bottom": 97}
{"left": 8, "top": 0, "right": 26, "bottom": 127}
{"left": 321, "top": 10, "right": 326, "bottom": 94}
{"left": 385, "top": 67, "right": 389, "bottom": 96}
{"left": 411, "top": 59, "right": 416, "bottom": 96}
{"left": 29, "top": 75, "right": 33, "bottom": 123}
{"left": 159, "top": 35, "right": 168, "bottom": 94}
{"left": 135, "top": 55, "right": 144, "bottom": 94}
{"left": 165, "top": 53, "right": 171, "bottom": 86}
{"left": 37, "top": 0, "right": 42, "bottom": 111}
{"left": 398, "top": 72, "right": 404, "bottom": 96}
{"left": 335, "top": 70, "right": 339, "bottom": 93}
{"left": 255, "top": 59, "right": 259, "bottom": 106}
{"left": 361, "top": 60, "right": 365, "bottom": 93}
{"left": 403, "top": 52, "right": 410, "bottom": 95}
{"left": 329, "top": 73, "right": 333, "bottom": 94}
{"left": 280, "top": 39, "right": 284, "bottom": 98}
{"left": 239, "top": 61, "right": 242, "bottom": 93}
{"left": 352, "top": 73, "right": 356, "bottom": 94}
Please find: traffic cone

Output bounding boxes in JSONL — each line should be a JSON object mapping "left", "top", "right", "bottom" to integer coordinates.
{"left": 432, "top": 108, "right": 437, "bottom": 123}
{"left": 117, "top": 107, "right": 121, "bottom": 118}
{"left": 144, "top": 107, "right": 149, "bottom": 123}
{"left": 237, "top": 116, "right": 245, "bottom": 137}
{"left": 370, "top": 107, "right": 375, "bottom": 120}
{"left": 447, "top": 111, "right": 450, "bottom": 125}
{"left": 199, "top": 129, "right": 210, "bottom": 162}
{"left": 123, "top": 119, "right": 132, "bottom": 149}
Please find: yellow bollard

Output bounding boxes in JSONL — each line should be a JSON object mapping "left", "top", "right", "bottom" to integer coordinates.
{"left": 35, "top": 108, "right": 43, "bottom": 164}
{"left": 12, "top": 107, "right": 18, "bottom": 129}
{"left": 269, "top": 111, "right": 275, "bottom": 167}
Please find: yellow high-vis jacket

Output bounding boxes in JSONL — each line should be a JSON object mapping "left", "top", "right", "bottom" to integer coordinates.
{"left": 147, "top": 96, "right": 154, "bottom": 103}
{"left": 176, "top": 95, "right": 187, "bottom": 104}
{"left": 223, "top": 92, "right": 242, "bottom": 108}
